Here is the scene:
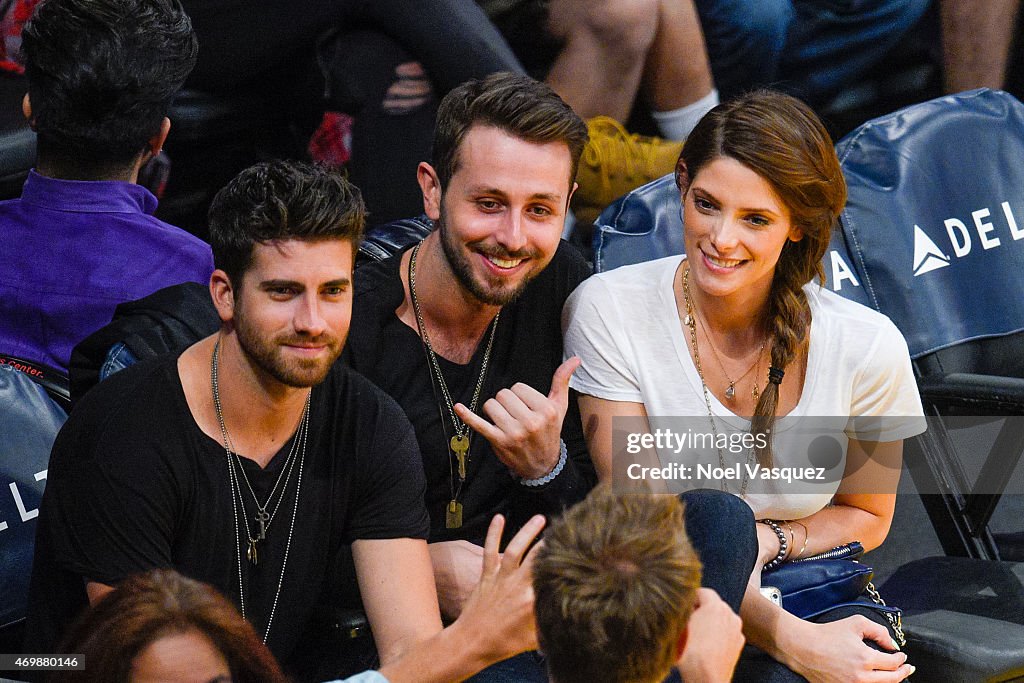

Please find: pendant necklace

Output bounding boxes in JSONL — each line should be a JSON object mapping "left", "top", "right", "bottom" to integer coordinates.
{"left": 691, "top": 308, "right": 765, "bottom": 402}
{"left": 681, "top": 266, "right": 762, "bottom": 496}
{"left": 409, "top": 242, "right": 500, "bottom": 529}
{"left": 213, "top": 339, "right": 304, "bottom": 564}
{"left": 212, "top": 337, "right": 308, "bottom": 643}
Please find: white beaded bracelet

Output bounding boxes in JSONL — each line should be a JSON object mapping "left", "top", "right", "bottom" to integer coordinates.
{"left": 518, "top": 439, "right": 568, "bottom": 487}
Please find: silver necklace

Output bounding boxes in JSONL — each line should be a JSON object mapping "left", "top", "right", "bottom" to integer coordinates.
{"left": 213, "top": 339, "right": 304, "bottom": 562}
{"left": 681, "top": 266, "right": 755, "bottom": 497}
{"left": 229, "top": 441, "right": 301, "bottom": 564}
{"left": 213, "top": 337, "right": 308, "bottom": 643}
{"left": 409, "top": 242, "right": 500, "bottom": 529}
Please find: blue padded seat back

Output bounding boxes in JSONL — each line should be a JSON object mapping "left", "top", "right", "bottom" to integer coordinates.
{"left": 836, "top": 88, "right": 1024, "bottom": 360}
{"left": 0, "top": 364, "right": 67, "bottom": 628}
{"left": 593, "top": 175, "right": 870, "bottom": 306}
{"left": 592, "top": 175, "right": 683, "bottom": 274}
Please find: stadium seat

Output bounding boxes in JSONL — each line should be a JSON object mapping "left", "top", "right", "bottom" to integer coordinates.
{"left": 0, "top": 360, "right": 67, "bottom": 653}
{"left": 836, "top": 87, "right": 1024, "bottom": 562}
{"left": 838, "top": 87, "right": 1024, "bottom": 680}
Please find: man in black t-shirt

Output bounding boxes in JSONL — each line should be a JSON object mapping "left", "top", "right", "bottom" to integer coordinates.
{"left": 26, "top": 161, "right": 541, "bottom": 680}
{"left": 345, "top": 73, "right": 597, "bottom": 634}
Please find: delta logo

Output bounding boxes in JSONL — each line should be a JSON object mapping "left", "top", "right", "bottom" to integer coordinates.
{"left": 0, "top": 469, "right": 46, "bottom": 533}
{"left": 912, "top": 201, "right": 1024, "bottom": 277}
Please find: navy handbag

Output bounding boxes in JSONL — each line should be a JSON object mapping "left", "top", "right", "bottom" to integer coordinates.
{"left": 762, "top": 542, "right": 905, "bottom": 645}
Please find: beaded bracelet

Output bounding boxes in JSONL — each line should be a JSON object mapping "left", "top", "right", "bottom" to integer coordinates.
{"left": 760, "top": 519, "right": 788, "bottom": 571}
{"left": 518, "top": 439, "right": 567, "bottom": 487}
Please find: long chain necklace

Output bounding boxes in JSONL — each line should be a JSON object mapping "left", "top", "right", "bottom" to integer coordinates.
{"left": 212, "top": 337, "right": 308, "bottom": 643}
{"left": 213, "top": 339, "right": 305, "bottom": 563}
{"left": 681, "top": 266, "right": 760, "bottom": 497}
{"left": 409, "top": 242, "right": 500, "bottom": 529}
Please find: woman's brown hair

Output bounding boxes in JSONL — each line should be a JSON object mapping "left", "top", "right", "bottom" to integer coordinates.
{"left": 53, "top": 569, "right": 287, "bottom": 683}
{"left": 675, "top": 90, "right": 847, "bottom": 467}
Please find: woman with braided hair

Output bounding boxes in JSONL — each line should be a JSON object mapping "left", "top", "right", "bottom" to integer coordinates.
{"left": 563, "top": 90, "right": 925, "bottom": 682}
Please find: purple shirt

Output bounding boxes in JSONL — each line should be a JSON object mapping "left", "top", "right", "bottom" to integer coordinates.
{"left": 0, "top": 170, "right": 214, "bottom": 372}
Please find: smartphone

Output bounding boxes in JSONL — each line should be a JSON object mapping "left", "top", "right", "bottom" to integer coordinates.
{"left": 760, "top": 586, "right": 783, "bottom": 606}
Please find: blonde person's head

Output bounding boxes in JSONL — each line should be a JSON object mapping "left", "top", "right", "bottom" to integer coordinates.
{"left": 534, "top": 484, "right": 702, "bottom": 683}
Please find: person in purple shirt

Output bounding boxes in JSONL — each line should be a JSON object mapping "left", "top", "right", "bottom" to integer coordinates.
{"left": 0, "top": 0, "right": 213, "bottom": 374}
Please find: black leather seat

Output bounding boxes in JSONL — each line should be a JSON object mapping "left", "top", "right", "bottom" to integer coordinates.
{"left": 157, "top": 89, "right": 303, "bottom": 239}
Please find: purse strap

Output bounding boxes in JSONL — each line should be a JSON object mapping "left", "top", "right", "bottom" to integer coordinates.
{"left": 866, "top": 580, "right": 905, "bottom": 648}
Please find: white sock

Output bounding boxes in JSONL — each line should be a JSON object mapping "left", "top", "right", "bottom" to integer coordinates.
{"left": 652, "top": 89, "right": 720, "bottom": 140}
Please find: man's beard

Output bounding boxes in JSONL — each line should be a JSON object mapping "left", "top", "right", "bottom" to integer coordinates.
{"left": 437, "top": 211, "right": 540, "bottom": 307}
{"left": 234, "top": 317, "right": 342, "bottom": 389}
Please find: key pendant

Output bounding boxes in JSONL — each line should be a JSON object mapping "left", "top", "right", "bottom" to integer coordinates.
{"left": 255, "top": 510, "right": 270, "bottom": 541}
{"left": 445, "top": 500, "right": 463, "bottom": 529}
{"left": 247, "top": 538, "right": 259, "bottom": 565}
{"left": 450, "top": 434, "right": 470, "bottom": 481}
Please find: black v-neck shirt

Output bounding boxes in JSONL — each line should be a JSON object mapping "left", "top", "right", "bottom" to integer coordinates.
{"left": 25, "top": 353, "right": 428, "bottom": 665}
{"left": 345, "top": 240, "right": 596, "bottom": 544}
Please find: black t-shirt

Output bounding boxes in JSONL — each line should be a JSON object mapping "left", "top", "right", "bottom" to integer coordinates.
{"left": 345, "top": 240, "right": 596, "bottom": 544}
{"left": 25, "top": 353, "right": 429, "bottom": 665}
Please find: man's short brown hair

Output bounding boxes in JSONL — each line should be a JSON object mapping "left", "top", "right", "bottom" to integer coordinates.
{"left": 431, "top": 71, "right": 588, "bottom": 191}
{"left": 533, "top": 485, "right": 702, "bottom": 683}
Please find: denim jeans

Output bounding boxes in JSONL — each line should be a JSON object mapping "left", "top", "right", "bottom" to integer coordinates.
{"left": 694, "top": 0, "right": 932, "bottom": 104}
{"left": 467, "top": 488, "right": 758, "bottom": 683}
{"left": 679, "top": 488, "right": 759, "bottom": 613}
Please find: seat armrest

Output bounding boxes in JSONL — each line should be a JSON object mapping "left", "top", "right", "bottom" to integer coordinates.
{"left": 918, "top": 374, "right": 1024, "bottom": 412}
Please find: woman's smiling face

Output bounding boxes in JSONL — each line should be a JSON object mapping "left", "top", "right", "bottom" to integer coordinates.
{"left": 681, "top": 156, "right": 803, "bottom": 302}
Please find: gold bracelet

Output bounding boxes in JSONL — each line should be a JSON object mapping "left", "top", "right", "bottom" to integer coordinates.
{"left": 792, "top": 520, "right": 809, "bottom": 559}
{"left": 783, "top": 521, "right": 796, "bottom": 561}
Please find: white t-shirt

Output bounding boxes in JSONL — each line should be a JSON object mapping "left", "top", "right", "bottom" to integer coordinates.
{"left": 563, "top": 255, "right": 926, "bottom": 519}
